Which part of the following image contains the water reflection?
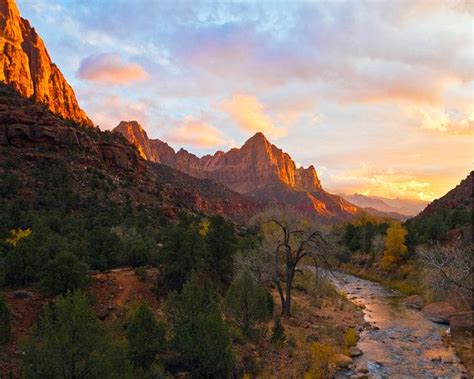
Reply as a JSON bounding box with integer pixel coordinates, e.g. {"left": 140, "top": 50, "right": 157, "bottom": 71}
{"left": 331, "top": 272, "right": 468, "bottom": 378}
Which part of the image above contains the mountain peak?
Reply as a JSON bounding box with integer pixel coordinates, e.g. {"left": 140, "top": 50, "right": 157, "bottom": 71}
{"left": 243, "top": 131, "right": 270, "bottom": 147}
{"left": 115, "top": 120, "right": 146, "bottom": 135}
{"left": 0, "top": 0, "right": 91, "bottom": 126}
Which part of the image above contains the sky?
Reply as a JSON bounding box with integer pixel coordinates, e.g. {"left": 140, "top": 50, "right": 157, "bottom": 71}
{"left": 17, "top": 0, "right": 474, "bottom": 201}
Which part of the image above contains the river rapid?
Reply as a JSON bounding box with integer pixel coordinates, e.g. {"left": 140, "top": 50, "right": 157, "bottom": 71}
{"left": 330, "top": 271, "right": 470, "bottom": 379}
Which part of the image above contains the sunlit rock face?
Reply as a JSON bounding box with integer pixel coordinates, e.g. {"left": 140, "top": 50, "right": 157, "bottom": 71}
{"left": 0, "top": 0, "right": 91, "bottom": 126}
{"left": 114, "top": 122, "right": 360, "bottom": 221}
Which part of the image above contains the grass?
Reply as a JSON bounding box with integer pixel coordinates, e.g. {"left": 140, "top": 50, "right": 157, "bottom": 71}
{"left": 340, "top": 263, "right": 424, "bottom": 296}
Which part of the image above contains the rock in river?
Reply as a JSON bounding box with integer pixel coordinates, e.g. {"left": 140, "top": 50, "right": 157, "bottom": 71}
{"left": 422, "top": 302, "right": 458, "bottom": 324}
{"left": 403, "top": 294, "right": 424, "bottom": 309}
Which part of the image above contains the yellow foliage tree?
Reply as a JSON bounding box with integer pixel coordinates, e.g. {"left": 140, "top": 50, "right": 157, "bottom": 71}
{"left": 304, "top": 342, "right": 337, "bottom": 379}
{"left": 380, "top": 223, "right": 408, "bottom": 271}
{"left": 5, "top": 228, "right": 32, "bottom": 247}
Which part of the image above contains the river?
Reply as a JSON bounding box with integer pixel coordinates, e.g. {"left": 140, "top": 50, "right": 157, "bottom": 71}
{"left": 330, "top": 271, "right": 469, "bottom": 378}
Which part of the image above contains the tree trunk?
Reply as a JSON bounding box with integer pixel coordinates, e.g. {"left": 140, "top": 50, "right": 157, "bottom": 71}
{"left": 275, "top": 281, "right": 286, "bottom": 316}
{"left": 283, "top": 267, "right": 294, "bottom": 316}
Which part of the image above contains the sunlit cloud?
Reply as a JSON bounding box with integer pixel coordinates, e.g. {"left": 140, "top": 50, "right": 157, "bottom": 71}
{"left": 77, "top": 53, "right": 149, "bottom": 85}
{"left": 164, "top": 117, "right": 231, "bottom": 148}
{"left": 418, "top": 107, "right": 474, "bottom": 135}
{"left": 331, "top": 165, "right": 436, "bottom": 201}
{"left": 16, "top": 0, "right": 474, "bottom": 201}
{"left": 222, "top": 94, "right": 287, "bottom": 139}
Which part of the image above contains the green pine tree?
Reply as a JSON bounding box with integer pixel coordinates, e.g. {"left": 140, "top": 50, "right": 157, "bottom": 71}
{"left": 127, "top": 303, "right": 165, "bottom": 370}
{"left": 22, "top": 291, "right": 133, "bottom": 378}
{"left": 165, "top": 276, "right": 233, "bottom": 376}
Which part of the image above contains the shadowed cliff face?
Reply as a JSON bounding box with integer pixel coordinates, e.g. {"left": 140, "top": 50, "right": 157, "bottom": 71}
{"left": 0, "top": 83, "right": 258, "bottom": 220}
{"left": 416, "top": 171, "right": 473, "bottom": 218}
{"left": 113, "top": 121, "right": 360, "bottom": 221}
{"left": 0, "top": 0, "right": 92, "bottom": 126}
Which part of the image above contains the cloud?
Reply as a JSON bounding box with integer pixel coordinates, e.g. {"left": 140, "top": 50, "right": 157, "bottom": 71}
{"left": 330, "top": 165, "right": 436, "bottom": 201}
{"left": 417, "top": 107, "right": 474, "bottom": 135}
{"left": 221, "top": 94, "right": 287, "bottom": 139}
{"left": 77, "top": 53, "right": 149, "bottom": 85}
{"left": 82, "top": 94, "right": 150, "bottom": 129}
{"left": 164, "top": 117, "right": 230, "bottom": 148}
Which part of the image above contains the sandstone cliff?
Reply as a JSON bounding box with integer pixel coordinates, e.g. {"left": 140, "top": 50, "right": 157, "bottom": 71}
{"left": 0, "top": 0, "right": 91, "bottom": 126}
{"left": 113, "top": 121, "right": 360, "bottom": 221}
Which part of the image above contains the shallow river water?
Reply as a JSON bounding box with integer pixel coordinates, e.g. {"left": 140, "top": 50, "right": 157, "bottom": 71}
{"left": 330, "top": 271, "right": 470, "bottom": 379}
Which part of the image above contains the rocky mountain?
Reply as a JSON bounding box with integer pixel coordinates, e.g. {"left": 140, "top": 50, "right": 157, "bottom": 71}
{"left": 417, "top": 171, "right": 473, "bottom": 218}
{"left": 0, "top": 0, "right": 91, "bottom": 126}
{"left": 0, "top": 83, "right": 257, "bottom": 220}
{"left": 113, "top": 121, "right": 359, "bottom": 221}
{"left": 405, "top": 171, "right": 473, "bottom": 246}
{"left": 343, "top": 193, "right": 428, "bottom": 217}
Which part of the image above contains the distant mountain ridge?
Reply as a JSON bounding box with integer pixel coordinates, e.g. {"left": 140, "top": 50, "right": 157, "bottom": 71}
{"left": 342, "top": 193, "right": 428, "bottom": 217}
{"left": 114, "top": 120, "right": 360, "bottom": 221}
{"left": 0, "top": 0, "right": 92, "bottom": 126}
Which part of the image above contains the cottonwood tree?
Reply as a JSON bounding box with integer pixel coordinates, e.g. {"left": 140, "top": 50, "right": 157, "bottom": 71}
{"left": 244, "top": 210, "right": 329, "bottom": 316}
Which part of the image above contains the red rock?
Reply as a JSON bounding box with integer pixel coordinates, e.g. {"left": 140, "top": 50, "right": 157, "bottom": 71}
{"left": 333, "top": 353, "right": 353, "bottom": 369}
{"left": 449, "top": 311, "right": 474, "bottom": 334}
{"left": 113, "top": 121, "right": 361, "bottom": 221}
{"left": 422, "top": 302, "right": 458, "bottom": 324}
{"left": 0, "top": 0, "right": 91, "bottom": 126}
{"left": 403, "top": 295, "right": 424, "bottom": 309}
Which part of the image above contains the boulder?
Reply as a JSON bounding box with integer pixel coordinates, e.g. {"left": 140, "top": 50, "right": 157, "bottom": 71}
{"left": 349, "top": 347, "right": 363, "bottom": 357}
{"left": 333, "top": 353, "right": 353, "bottom": 369}
{"left": 403, "top": 295, "right": 424, "bottom": 309}
{"left": 449, "top": 311, "right": 474, "bottom": 333}
{"left": 422, "top": 302, "right": 458, "bottom": 324}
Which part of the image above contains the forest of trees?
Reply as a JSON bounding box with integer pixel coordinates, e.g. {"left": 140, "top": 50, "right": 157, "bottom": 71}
{"left": 1, "top": 152, "right": 353, "bottom": 377}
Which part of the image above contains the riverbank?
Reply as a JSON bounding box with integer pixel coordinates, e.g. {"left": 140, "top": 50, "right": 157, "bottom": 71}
{"left": 331, "top": 271, "right": 470, "bottom": 378}
{"left": 338, "top": 265, "right": 474, "bottom": 377}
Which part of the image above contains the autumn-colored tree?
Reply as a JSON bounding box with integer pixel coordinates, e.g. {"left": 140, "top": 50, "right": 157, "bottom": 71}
{"left": 5, "top": 228, "right": 32, "bottom": 246}
{"left": 380, "top": 223, "right": 408, "bottom": 271}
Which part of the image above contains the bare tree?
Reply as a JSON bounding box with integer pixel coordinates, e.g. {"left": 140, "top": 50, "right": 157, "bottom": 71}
{"left": 243, "top": 209, "right": 329, "bottom": 316}
{"left": 417, "top": 244, "right": 473, "bottom": 306}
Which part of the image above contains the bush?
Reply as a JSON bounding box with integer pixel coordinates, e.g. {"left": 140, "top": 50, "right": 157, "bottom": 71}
{"left": 22, "top": 291, "right": 133, "bottom": 378}
{"left": 224, "top": 270, "right": 271, "bottom": 337}
{"left": 271, "top": 317, "right": 285, "bottom": 346}
{"left": 306, "top": 342, "right": 337, "bottom": 379}
{"left": 40, "top": 251, "right": 88, "bottom": 295}
{"left": 165, "top": 276, "right": 233, "bottom": 376}
{"left": 127, "top": 304, "right": 166, "bottom": 370}
{"left": 0, "top": 297, "right": 11, "bottom": 345}
{"left": 344, "top": 328, "right": 358, "bottom": 349}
